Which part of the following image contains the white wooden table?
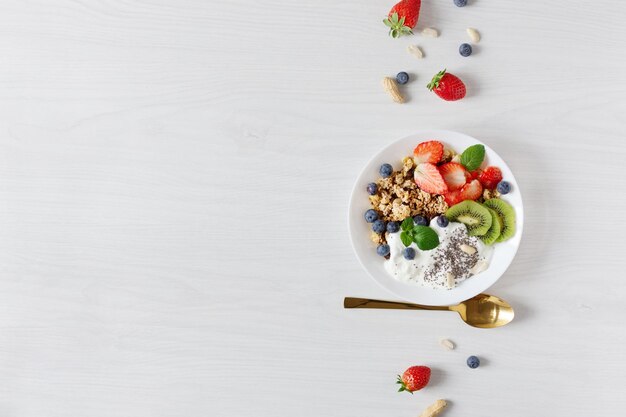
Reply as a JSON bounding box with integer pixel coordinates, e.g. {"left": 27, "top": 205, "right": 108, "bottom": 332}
{"left": 1, "top": 1, "right": 625, "bottom": 416}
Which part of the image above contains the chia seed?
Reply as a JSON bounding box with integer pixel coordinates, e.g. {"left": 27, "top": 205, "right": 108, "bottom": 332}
{"left": 422, "top": 227, "right": 481, "bottom": 289}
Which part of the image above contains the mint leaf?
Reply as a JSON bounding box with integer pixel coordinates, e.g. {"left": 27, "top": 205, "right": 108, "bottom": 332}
{"left": 460, "top": 144, "right": 485, "bottom": 172}
{"left": 401, "top": 217, "right": 414, "bottom": 231}
{"left": 400, "top": 231, "right": 413, "bottom": 247}
{"left": 411, "top": 226, "right": 439, "bottom": 250}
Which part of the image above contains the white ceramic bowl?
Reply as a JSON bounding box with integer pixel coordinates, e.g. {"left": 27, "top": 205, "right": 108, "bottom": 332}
{"left": 348, "top": 130, "right": 524, "bottom": 306}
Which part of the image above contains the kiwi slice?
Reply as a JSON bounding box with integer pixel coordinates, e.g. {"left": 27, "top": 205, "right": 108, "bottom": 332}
{"left": 480, "top": 208, "right": 502, "bottom": 245}
{"left": 483, "top": 198, "right": 516, "bottom": 242}
{"left": 445, "top": 201, "right": 492, "bottom": 237}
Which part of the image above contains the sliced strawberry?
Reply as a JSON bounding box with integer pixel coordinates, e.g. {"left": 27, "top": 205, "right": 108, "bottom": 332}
{"left": 414, "top": 162, "right": 448, "bottom": 194}
{"left": 438, "top": 162, "right": 469, "bottom": 191}
{"left": 459, "top": 179, "right": 483, "bottom": 201}
{"left": 413, "top": 141, "right": 444, "bottom": 165}
{"left": 444, "top": 189, "right": 462, "bottom": 206}
{"left": 478, "top": 166, "right": 503, "bottom": 190}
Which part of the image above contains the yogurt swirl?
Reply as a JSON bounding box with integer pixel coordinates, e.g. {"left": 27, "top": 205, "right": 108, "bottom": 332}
{"left": 384, "top": 217, "right": 493, "bottom": 289}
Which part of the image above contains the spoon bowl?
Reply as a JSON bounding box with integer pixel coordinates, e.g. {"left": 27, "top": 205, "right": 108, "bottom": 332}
{"left": 344, "top": 293, "right": 514, "bottom": 328}
{"left": 449, "top": 294, "right": 514, "bottom": 328}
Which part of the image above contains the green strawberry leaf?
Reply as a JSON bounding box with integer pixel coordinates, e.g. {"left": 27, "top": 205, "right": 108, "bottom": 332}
{"left": 460, "top": 144, "right": 485, "bottom": 172}
{"left": 427, "top": 69, "right": 446, "bottom": 91}
{"left": 410, "top": 226, "right": 439, "bottom": 250}
{"left": 401, "top": 217, "right": 414, "bottom": 231}
{"left": 400, "top": 231, "right": 413, "bottom": 247}
{"left": 385, "top": 12, "right": 413, "bottom": 38}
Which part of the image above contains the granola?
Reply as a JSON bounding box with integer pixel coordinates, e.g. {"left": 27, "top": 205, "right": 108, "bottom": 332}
{"left": 482, "top": 188, "right": 501, "bottom": 201}
{"left": 368, "top": 163, "right": 448, "bottom": 225}
{"left": 441, "top": 148, "right": 456, "bottom": 164}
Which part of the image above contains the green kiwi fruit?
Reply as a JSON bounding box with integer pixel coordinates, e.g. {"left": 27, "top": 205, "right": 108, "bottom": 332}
{"left": 483, "top": 198, "right": 516, "bottom": 242}
{"left": 445, "top": 200, "right": 492, "bottom": 236}
{"left": 480, "top": 208, "right": 502, "bottom": 245}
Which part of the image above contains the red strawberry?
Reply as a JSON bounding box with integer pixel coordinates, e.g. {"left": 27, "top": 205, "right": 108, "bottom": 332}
{"left": 438, "top": 162, "right": 469, "bottom": 191}
{"left": 459, "top": 179, "right": 483, "bottom": 201}
{"left": 478, "top": 166, "right": 503, "bottom": 190}
{"left": 444, "top": 189, "right": 462, "bottom": 206}
{"left": 397, "top": 366, "right": 431, "bottom": 393}
{"left": 427, "top": 69, "right": 466, "bottom": 101}
{"left": 414, "top": 163, "right": 448, "bottom": 194}
{"left": 468, "top": 168, "right": 482, "bottom": 181}
{"left": 383, "top": 0, "right": 421, "bottom": 38}
{"left": 413, "top": 141, "right": 444, "bottom": 165}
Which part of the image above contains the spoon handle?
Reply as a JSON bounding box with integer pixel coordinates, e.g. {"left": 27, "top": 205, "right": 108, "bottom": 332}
{"left": 344, "top": 297, "right": 451, "bottom": 311}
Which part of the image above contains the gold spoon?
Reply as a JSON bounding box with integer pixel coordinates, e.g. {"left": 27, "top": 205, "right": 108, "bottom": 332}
{"left": 344, "top": 293, "right": 514, "bottom": 328}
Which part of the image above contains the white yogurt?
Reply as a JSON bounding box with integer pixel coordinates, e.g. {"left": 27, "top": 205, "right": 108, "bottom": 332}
{"left": 384, "top": 217, "right": 493, "bottom": 289}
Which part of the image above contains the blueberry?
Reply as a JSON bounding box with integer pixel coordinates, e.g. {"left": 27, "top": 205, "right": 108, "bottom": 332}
{"left": 364, "top": 209, "right": 378, "bottom": 223}
{"left": 387, "top": 221, "right": 400, "bottom": 233}
{"left": 437, "top": 215, "right": 449, "bottom": 228}
{"left": 413, "top": 215, "right": 429, "bottom": 226}
{"left": 366, "top": 182, "right": 378, "bottom": 195}
{"left": 459, "top": 43, "right": 472, "bottom": 57}
{"left": 379, "top": 163, "right": 393, "bottom": 178}
{"left": 467, "top": 356, "right": 480, "bottom": 369}
{"left": 396, "top": 71, "right": 409, "bottom": 85}
{"left": 497, "top": 181, "right": 511, "bottom": 194}
{"left": 376, "top": 244, "right": 390, "bottom": 257}
{"left": 372, "top": 220, "right": 386, "bottom": 233}
{"left": 402, "top": 247, "right": 416, "bottom": 260}
{"left": 454, "top": 0, "right": 467, "bottom": 7}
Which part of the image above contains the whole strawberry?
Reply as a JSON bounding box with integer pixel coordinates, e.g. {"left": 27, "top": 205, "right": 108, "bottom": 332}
{"left": 478, "top": 166, "right": 503, "bottom": 190}
{"left": 397, "top": 365, "right": 431, "bottom": 393}
{"left": 427, "top": 69, "right": 466, "bottom": 101}
{"left": 383, "top": 0, "right": 421, "bottom": 38}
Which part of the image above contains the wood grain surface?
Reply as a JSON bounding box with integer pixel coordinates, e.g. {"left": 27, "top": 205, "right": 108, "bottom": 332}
{"left": 0, "top": 1, "right": 625, "bottom": 416}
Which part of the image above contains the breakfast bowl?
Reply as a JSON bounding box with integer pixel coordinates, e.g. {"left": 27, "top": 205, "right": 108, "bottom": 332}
{"left": 348, "top": 130, "right": 524, "bottom": 306}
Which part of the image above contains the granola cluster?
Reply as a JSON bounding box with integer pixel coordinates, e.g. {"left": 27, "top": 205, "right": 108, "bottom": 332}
{"left": 482, "top": 188, "right": 501, "bottom": 201}
{"left": 368, "top": 156, "right": 448, "bottom": 244}
{"left": 441, "top": 148, "right": 457, "bottom": 164}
